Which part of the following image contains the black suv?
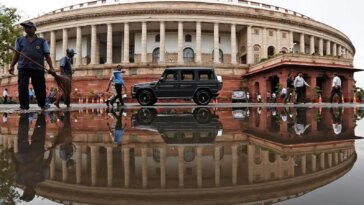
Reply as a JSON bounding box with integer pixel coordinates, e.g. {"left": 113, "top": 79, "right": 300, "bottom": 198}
{"left": 132, "top": 107, "right": 223, "bottom": 145}
{"left": 131, "top": 67, "right": 223, "bottom": 105}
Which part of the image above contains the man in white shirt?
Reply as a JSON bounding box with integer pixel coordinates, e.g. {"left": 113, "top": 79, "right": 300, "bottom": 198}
{"left": 330, "top": 73, "right": 342, "bottom": 103}
{"left": 3, "top": 88, "right": 8, "bottom": 104}
{"left": 293, "top": 72, "right": 310, "bottom": 103}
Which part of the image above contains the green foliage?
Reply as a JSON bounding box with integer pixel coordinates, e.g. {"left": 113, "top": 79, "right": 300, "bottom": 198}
{"left": 314, "top": 86, "right": 322, "bottom": 98}
{"left": 353, "top": 85, "right": 364, "bottom": 101}
{"left": 0, "top": 148, "right": 20, "bottom": 205}
{"left": 0, "top": 97, "right": 17, "bottom": 104}
{"left": 0, "top": 4, "right": 22, "bottom": 66}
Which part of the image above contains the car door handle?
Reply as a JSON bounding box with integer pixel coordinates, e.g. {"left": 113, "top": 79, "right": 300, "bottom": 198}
{"left": 180, "top": 85, "right": 192, "bottom": 87}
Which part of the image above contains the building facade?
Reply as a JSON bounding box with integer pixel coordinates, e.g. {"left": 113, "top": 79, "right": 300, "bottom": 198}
{"left": 0, "top": 0, "right": 358, "bottom": 102}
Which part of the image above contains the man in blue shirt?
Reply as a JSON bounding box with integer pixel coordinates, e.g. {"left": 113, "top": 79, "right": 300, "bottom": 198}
{"left": 9, "top": 21, "right": 55, "bottom": 110}
{"left": 107, "top": 108, "right": 126, "bottom": 146}
{"left": 54, "top": 48, "right": 75, "bottom": 108}
{"left": 106, "top": 65, "right": 126, "bottom": 107}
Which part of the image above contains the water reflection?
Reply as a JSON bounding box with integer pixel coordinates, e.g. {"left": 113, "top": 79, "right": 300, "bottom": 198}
{"left": 0, "top": 107, "right": 361, "bottom": 204}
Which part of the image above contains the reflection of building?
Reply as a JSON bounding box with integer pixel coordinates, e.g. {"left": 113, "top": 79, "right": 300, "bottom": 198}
{"left": 0, "top": 108, "right": 359, "bottom": 204}
{"left": 0, "top": 0, "right": 358, "bottom": 101}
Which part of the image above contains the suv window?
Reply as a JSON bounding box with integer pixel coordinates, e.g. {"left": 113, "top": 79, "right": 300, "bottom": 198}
{"left": 181, "top": 70, "right": 195, "bottom": 81}
{"left": 198, "top": 70, "right": 214, "bottom": 80}
{"left": 164, "top": 70, "right": 179, "bottom": 81}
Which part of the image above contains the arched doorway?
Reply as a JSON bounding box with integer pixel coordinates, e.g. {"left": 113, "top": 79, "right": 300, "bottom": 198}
{"left": 281, "top": 47, "right": 288, "bottom": 54}
{"left": 267, "top": 46, "right": 275, "bottom": 57}
{"left": 152, "top": 47, "right": 160, "bottom": 63}
{"left": 183, "top": 47, "right": 194, "bottom": 63}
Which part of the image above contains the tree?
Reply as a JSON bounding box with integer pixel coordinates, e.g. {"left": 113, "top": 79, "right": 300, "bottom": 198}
{"left": 0, "top": 4, "right": 22, "bottom": 66}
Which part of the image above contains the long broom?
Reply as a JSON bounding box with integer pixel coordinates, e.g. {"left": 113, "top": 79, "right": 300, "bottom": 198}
{"left": 6, "top": 45, "right": 71, "bottom": 101}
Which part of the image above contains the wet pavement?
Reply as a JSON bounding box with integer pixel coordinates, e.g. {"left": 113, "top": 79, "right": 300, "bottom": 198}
{"left": 1, "top": 104, "right": 364, "bottom": 204}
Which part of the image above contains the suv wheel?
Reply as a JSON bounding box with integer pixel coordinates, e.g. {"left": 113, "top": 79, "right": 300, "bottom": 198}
{"left": 193, "top": 107, "right": 212, "bottom": 124}
{"left": 137, "top": 90, "right": 156, "bottom": 106}
{"left": 137, "top": 108, "right": 156, "bottom": 125}
{"left": 194, "top": 90, "right": 211, "bottom": 105}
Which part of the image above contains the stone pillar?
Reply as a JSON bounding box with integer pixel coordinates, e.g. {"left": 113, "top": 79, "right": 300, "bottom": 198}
{"left": 247, "top": 26, "right": 253, "bottom": 64}
{"left": 300, "top": 33, "right": 305, "bottom": 53}
{"left": 196, "top": 22, "right": 202, "bottom": 63}
{"left": 107, "top": 147, "right": 113, "bottom": 187}
{"left": 141, "top": 22, "right": 147, "bottom": 63}
{"left": 62, "top": 160, "right": 68, "bottom": 182}
{"left": 334, "top": 152, "right": 339, "bottom": 165}
{"left": 319, "top": 38, "right": 324, "bottom": 56}
{"left": 320, "top": 153, "right": 325, "bottom": 170}
{"left": 310, "top": 35, "right": 315, "bottom": 54}
{"left": 276, "top": 29, "right": 281, "bottom": 54}
{"left": 196, "top": 147, "right": 203, "bottom": 188}
{"left": 311, "top": 154, "right": 317, "bottom": 172}
{"left": 91, "top": 25, "right": 97, "bottom": 65}
{"left": 262, "top": 27, "right": 267, "bottom": 59}
{"left": 50, "top": 31, "right": 56, "bottom": 63}
{"left": 39, "top": 32, "right": 44, "bottom": 38}
{"left": 177, "top": 21, "right": 184, "bottom": 64}
{"left": 338, "top": 45, "right": 342, "bottom": 56}
{"left": 307, "top": 74, "right": 317, "bottom": 101}
{"left": 123, "top": 22, "right": 130, "bottom": 63}
{"left": 289, "top": 31, "right": 294, "bottom": 52}
{"left": 232, "top": 145, "right": 238, "bottom": 185}
{"left": 213, "top": 22, "right": 220, "bottom": 63}
{"left": 123, "top": 147, "right": 130, "bottom": 187}
{"left": 214, "top": 146, "right": 221, "bottom": 186}
{"left": 326, "top": 40, "right": 331, "bottom": 56}
{"left": 160, "top": 147, "right": 166, "bottom": 188}
{"left": 328, "top": 153, "right": 333, "bottom": 167}
{"left": 339, "top": 151, "right": 344, "bottom": 162}
{"left": 62, "top": 29, "right": 68, "bottom": 56}
{"left": 106, "top": 23, "right": 113, "bottom": 64}
{"left": 76, "top": 27, "right": 82, "bottom": 67}
{"left": 50, "top": 150, "right": 56, "bottom": 180}
{"left": 231, "top": 24, "right": 237, "bottom": 64}
{"left": 333, "top": 43, "right": 337, "bottom": 56}
{"left": 178, "top": 147, "right": 184, "bottom": 187}
{"left": 141, "top": 147, "right": 148, "bottom": 188}
{"left": 75, "top": 144, "right": 82, "bottom": 184}
{"left": 90, "top": 146, "right": 98, "bottom": 186}
{"left": 301, "top": 154, "right": 306, "bottom": 174}
{"left": 159, "top": 21, "right": 165, "bottom": 63}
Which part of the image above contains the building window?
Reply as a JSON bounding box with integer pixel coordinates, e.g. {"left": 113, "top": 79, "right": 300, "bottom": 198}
{"left": 254, "top": 28, "right": 260, "bottom": 35}
{"left": 269, "top": 30, "right": 273, "bottom": 37}
{"left": 282, "top": 32, "right": 287, "bottom": 38}
{"left": 152, "top": 47, "right": 160, "bottom": 63}
{"left": 155, "top": 34, "right": 160, "bottom": 42}
{"left": 183, "top": 47, "right": 194, "bottom": 63}
{"left": 185, "top": 34, "right": 192, "bottom": 42}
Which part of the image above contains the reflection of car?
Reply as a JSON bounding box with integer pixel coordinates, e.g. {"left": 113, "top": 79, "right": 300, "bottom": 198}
{"left": 232, "top": 90, "right": 248, "bottom": 103}
{"left": 131, "top": 67, "right": 223, "bottom": 106}
{"left": 132, "top": 107, "right": 223, "bottom": 145}
{"left": 232, "top": 107, "right": 250, "bottom": 119}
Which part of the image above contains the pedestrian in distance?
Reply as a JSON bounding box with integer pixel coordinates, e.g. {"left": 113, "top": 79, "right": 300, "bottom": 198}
{"left": 293, "top": 72, "right": 310, "bottom": 103}
{"left": 106, "top": 65, "right": 127, "bottom": 107}
{"left": 330, "top": 73, "right": 342, "bottom": 103}
{"left": 284, "top": 73, "right": 295, "bottom": 104}
{"left": 8, "top": 21, "right": 55, "bottom": 111}
{"left": 54, "top": 48, "right": 76, "bottom": 108}
{"left": 3, "top": 88, "right": 8, "bottom": 104}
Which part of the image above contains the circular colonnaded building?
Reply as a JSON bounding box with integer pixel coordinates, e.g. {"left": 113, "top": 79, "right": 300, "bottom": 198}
{"left": 0, "top": 0, "right": 359, "bottom": 102}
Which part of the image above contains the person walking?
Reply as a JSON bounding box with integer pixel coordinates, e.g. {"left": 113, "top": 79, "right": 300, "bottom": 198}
{"left": 8, "top": 21, "right": 54, "bottom": 110}
{"left": 106, "top": 65, "right": 126, "bottom": 107}
{"left": 330, "top": 73, "right": 342, "bottom": 103}
{"left": 293, "top": 72, "right": 310, "bottom": 103}
{"left": 284, "top": 73, "right": 294, "bottom": 104}
{"left": 54, "top": 48, "right": 75, "bottom": 108}
{"left": 3, "top": 88, "right": 8, "bottom": 104}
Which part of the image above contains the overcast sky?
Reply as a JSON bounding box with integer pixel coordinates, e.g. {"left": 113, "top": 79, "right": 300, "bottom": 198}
{"left": 1, "top": 0, "right": 363, "bottom": 87}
